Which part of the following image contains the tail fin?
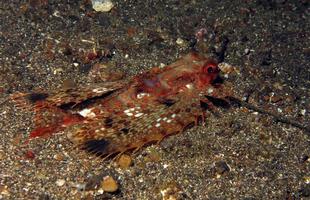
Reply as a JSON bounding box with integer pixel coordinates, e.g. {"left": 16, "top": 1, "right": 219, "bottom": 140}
{"left": 10, "top": 92, "right": 49, "bottom": 111}
{"left": 11, "top": 93, "right": 84, "bottom": 139}
{"left": 29, "top": 104, "right": 84, "bottom": 139}
{"left": 10, "top": 81, "right": 125, "bottom": 139}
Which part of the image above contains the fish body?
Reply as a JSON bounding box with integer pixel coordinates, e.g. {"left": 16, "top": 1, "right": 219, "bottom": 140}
{"left": 12, "top": 52, "right": 229, "bottom": 158}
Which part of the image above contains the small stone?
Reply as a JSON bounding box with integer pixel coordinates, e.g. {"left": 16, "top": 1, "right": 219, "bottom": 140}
{"left": 273, "top": 82, "right": 283, "bottom": 90}
{"left": 304, "top": 176, "right": 310, "bottom": 184}
{"left": 61, "top": 79, "right": 76, "bottom": 90}
{"left": 117, "top": 154, "right": 132, "bottom": 169}
{"left": 214, "top": 161, "right": 230, "bottom": 177}
{"left": 218, "top": 62, "right": 235, "bottom": 74}
{"left": 101, "top": 176, "right": 118, "bottom": 192}
{"left": 244, "top": 48, "right": 250, "bottom": 55}
{"left": 54, "top": 153, "right": 64, "bottom": 161}
{"left": 159, "top": 63, "right": 166, "bottom": 68}
{"left": 53, "top": 68, "right": 64, "bottom": 75}
{"left": 97, "top": 188, "right": 104, "bottom": 194}
{"left": 300, "top": 109, "right": 306, "bottom": 116}
{"left": 74, "top": 183, "right": 86, "bottom": 191}
{"left": 56, "top": 179, "right": 66, "bottom": 187}
{"left": 0, "top": 151, "right": 5, "bottom": 160}
{"left": 0, "top": 185, "right": 10, "bottom": 196}
{"left": 92, "top": 0, "right": 114, "bottom": 12}
{"left": 176, "top": 38, "right": 185, "bottom": 46}
{"left": 160, "top": 182, "right": 182, "bottom": 200}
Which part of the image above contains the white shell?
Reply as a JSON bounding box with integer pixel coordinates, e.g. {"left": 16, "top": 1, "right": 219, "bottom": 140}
{"left": 218, "top": 62, "right": 234, "bottom": 74}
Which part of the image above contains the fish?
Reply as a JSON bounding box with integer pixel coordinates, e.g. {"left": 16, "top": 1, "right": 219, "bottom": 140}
{"left": 11, "top": 52, "right": 232, "bottom": 159}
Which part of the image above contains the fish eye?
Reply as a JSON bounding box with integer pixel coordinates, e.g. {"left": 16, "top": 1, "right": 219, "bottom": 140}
{"left": 203, "top": 63, "right": 218, "bottom": 74}
{"left": 207, "top": 67, "right": 214, "bottom": 73}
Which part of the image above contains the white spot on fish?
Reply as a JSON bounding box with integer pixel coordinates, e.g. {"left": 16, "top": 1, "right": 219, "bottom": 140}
{"left": 92, "top": 88, "right": 107, "bottom": 93}
{"left": 186, "top": 83, "right": 193, "bottom": 89}
{"left": 126, "top": 113, "right": 133, "bottom": 116}
{"left": 155, "top": 123, "right": 161, "bottom": 127}
{"left": 134, "top": 113, "right": 143, "bottom": 117}
{"left": 208, "top": 87, "right": 214, "bottom": 94}
{"left": 137, "top": 93, "right": 150, "bottom": 99}
{"left": 78, "top": 108, "right": 96, "bottom": 118}
{"left": 124, "top": 108, "right": 134, "bottom": 113}
{"left": 171, "top": 114, "right": 176, "bottom": 118}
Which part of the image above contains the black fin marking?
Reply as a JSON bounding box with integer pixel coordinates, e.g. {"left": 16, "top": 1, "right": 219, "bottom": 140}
{"left": 120, "top": 128, "right": 130, "bottom": 134}
{"left": 59, "top": 90, "right": 116, "bottom": 111}
{"left": 104, "top": 117, "right": 113, "bottom": 128}
{"left": 200, "top": 100, "right": 209, "bottom": 110}
{"left": 205, "top": 96, "right": 230, "bottom": 109}
{"left": 159, "top": 98, "right": 176, "bottom": 107}
{"left": 27, "top": 93, "right": 48, "bottom": 103}
{"left": 183, "top": 121, "right": 195, "bottom": 132}
{"left": 82, "top": 139, "right": 110, "bottom": 155}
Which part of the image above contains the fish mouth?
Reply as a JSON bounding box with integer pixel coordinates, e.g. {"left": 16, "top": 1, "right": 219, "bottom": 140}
{"left": 211, "top": 75, "right": 224, "bottom": 85}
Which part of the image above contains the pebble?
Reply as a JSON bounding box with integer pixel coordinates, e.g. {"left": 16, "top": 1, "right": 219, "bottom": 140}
{"left": 0, "top": 151, "right": 5, "bottom": 160}
{"left": 300, "top": 109, "right": 306, "bottom": 116}
{"left": 176, "top": 38, "right": 186, "bottom": 46}
{"left": 117, "top": 154, "right": 132, "bottom": 169}
{"left": 212, "top": 161, "right": 231, "bottom": 178}
{"left": 53, "top": 68, "right": 64, "bottom": 75}
{"left": 304, "top": 176, "right": 310, "bottom": 184}
{"left": 101, "top": 176, "right": 118, "bottom": 192}
{"left": 218, "top": 62, "right": 235, "bottom": 74}
{"left": 159, "top": 63, "right": 166, "bottom": 68}
{"left": 0, "top": 185, "right": 10, "bottom": 196}
{"left": 244, "top": 48, "right": 250, "bottom": 55}
{"left": 56, "top": 179, "right": 66, "bottom": 187}
{"left": 53, "top": 153, "right": 64, "bottom": 161}
{"left": 92, "top": 0, "right": 114, "bottom": 12}
{"left": 160, "top": 182, "right": 182, "bottom": 200}
{"left": 273, "top": 82, "right": 284, "bottom": 90}
{"left": 74, "top": 183, "right": 86, "bottom": 191}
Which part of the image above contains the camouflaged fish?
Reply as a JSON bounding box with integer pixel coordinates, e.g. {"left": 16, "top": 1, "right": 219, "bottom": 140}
{"left": 12, "top": 52, "right": 232, "bottom": 159}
